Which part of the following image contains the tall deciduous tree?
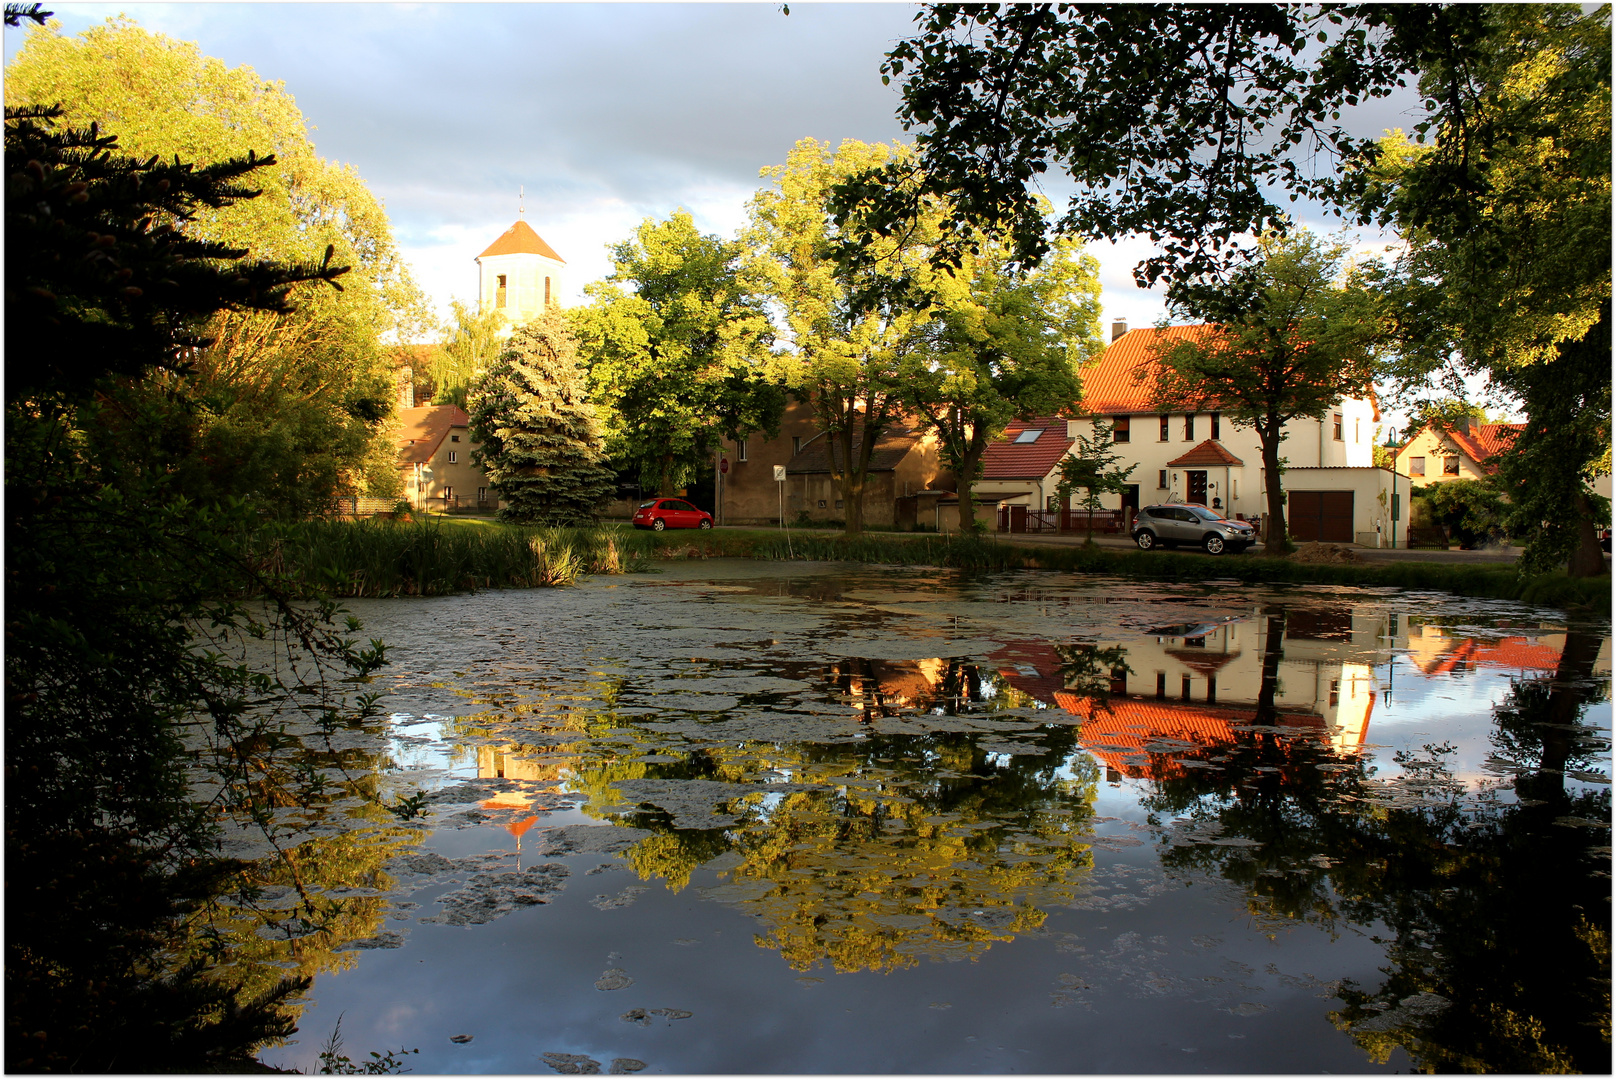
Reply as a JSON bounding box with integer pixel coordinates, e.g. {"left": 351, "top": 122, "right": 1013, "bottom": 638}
{"left": 572, "top": 211, "right": 783, "bottom": 496}
{"left": 902, "top": 230, "right": 1101, "bottom": 532}
{"left": 430, "top": 298, "right": 508, "bottom": 408}
{"left": 1362, "top": 6, "right": 1611, "bottom": 576}
{"left": 467, "top": 309, "right": 616, "bottom": 526}
{"left": 6, "top": 16, "right": 431, "bottom": 505}
{"left": 1151, "top": 232, "right": 1384, "bottom": 554}
{"left": 748, "top": 138, "right": 941, "bottom": 535}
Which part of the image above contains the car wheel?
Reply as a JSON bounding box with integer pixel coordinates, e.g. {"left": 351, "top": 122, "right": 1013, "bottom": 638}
{"left": 652, "top": 518, "right": 666, "bottom": 532}
{"left": 1203, "top": 534, "right": 1225, "bottom": 555}
{"left": 698, "top": 519, "right": 712, "bottom": 530}
{"left": 1135, "top": 530, "right": 1156, "bottom": 551}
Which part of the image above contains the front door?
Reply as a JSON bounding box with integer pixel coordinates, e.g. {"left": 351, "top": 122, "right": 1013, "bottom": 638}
{"left": 1121, "top": 484, "right": 1140, "bottom": 528}
{"left": 1186, "top": 471, "right": 1208, "bottom": 505}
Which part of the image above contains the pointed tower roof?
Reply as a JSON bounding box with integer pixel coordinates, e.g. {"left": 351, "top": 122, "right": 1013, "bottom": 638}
{"left": 477, "top": 219, "right": 565, "bottom": 263}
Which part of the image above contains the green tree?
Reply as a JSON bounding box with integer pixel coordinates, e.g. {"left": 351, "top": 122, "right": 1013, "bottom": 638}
{"left": 429, "top": 298, "right": 508, "bottom": 409}
{"left": 902, "top": 230, "right": 1100, "bottom": 532}
{"left": 6, "top": 16, "right": 432, "bottom": 507}
{"left": 5, "top": 103, "right": 389, "bottom": 1072}
{"left": 1151, "top": 231, "right": 1384, "bottom": 554}
{"left": 839, "top": 3, "right": 1608, "bottom": 574}
{"left": 748, "top": 138, "right": 941, "bottom": 535}
{"left": 467, "top": 309, "right": 616, "bottom": 525}
{"left": 1054, "top": 422, "right": 1137, "bottom": 546}
{"left": 573, "top": 211, "right": 783, "bottom": 496}
{"left": 1361, "top": 6, "right": 1611, "bottom": 576}
{"left": 1421, "top": 478, "right": 1509, "bottom": 549}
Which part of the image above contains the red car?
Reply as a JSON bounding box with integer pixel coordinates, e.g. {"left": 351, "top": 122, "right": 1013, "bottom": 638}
{"left": 632, "top": 498, "right": 713, "bottom": 531}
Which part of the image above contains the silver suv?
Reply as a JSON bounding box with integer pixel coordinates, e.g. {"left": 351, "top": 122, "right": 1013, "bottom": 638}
{"left": 1132, "top": 504, "right": 1256, "bottom": 555}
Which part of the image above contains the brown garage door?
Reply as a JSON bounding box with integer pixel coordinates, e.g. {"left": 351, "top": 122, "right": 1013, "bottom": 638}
{"left": 1290, "top": 490, "right": 1354, "bottom": 543}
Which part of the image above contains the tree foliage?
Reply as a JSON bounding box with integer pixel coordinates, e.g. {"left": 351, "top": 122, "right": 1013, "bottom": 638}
{"left": 902, "top": 229, "right": 1100, "bottom": 532}
{"left": 1361, "top": 6, "right": 1611, "bottom": 575}
{"left": 6, "top": 104, "right": 390, "bottom": 1072}
{"left": 748, "top": 138, "right": 948, "bottom": 535}
{"left": 1151, "top": 231, "right": 1384, "bottom": 553}
{"left": 467, "top": 309, "right": 617, "bottom": 526}
{"left": 573, "top": 211, "right": 783, "bottom": 495}
{"left": 428, "top": 298, "right": 508, "bottom": 408}
{"left": 6, "top": 16, "right": 431, "bottom": 504}
{"left": 1054, "top": 422, "right": 1137, "bottom": 545}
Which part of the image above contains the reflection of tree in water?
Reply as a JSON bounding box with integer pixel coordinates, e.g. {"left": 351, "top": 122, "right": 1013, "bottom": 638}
{"left": 1140, "top": 612, "right": 1611, "bottom": 1072}
{"left": 543, "top": 658, "right": 1106, "bottom": 974}
{"left": 179, "top": 714, "right": 425, "bottom": 1044}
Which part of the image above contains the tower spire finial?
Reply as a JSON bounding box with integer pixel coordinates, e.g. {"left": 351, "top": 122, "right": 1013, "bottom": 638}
{"left": 519, "top": 185, "right": 524, "bottom": 219}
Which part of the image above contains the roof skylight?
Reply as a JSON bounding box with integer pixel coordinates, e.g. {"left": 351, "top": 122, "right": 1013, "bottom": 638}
{"left": 1013, "top": 429, "right": 1043, "bottom": 444}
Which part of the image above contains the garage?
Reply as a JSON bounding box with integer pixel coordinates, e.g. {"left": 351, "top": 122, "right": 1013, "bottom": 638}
{"left": 1290, "top": 490, "right": 1354, "bottom": 543}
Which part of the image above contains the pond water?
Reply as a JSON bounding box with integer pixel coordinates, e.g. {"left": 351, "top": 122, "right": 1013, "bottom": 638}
{"left": 222, "top": 561, "right": 1609, "bottom": 1074}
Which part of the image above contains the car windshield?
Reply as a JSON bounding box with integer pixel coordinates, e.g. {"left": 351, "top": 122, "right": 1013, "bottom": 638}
{"left": 638, "top": 501, "right": 658, "bottom": 509}
{"left": 1190, "top": 507, "right": 1223, "bottom": 521}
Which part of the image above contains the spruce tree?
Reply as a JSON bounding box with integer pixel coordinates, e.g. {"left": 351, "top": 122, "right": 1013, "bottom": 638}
{"left": 468, "top": 309, "right": 616, "bottom": 525}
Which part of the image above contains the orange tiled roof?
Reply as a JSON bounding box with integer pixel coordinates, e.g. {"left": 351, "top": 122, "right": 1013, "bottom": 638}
{"left": 478, "top": 219, "right": 566, "bottom": 262}
{"left": 1167, "top": 439, "right": 1245, "bottom": 467}
{"left": 1410, "top": 636, "right": 1562, "bottom": 677}
{"left": 398, "top": 404, "right": 469, "bottom": 466}
{"left": 1054, "top": 693, "right": 1327, "bottom": 780}
{"left": 1399, "top": 421, "right": 1523, "bottom": 473}
{"left": 1076, "top": 325, "right": 1222, "bottom": 415}
{"left": 981, "top": 415, "right": 1075, "bottom": 481}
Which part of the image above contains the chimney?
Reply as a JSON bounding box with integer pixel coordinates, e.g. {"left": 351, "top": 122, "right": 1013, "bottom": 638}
{"left": 1111, "top": 318, "right": 1128, "bottom": 342}
{"left": 397, "top": 365, "right": 415, "bottom": 411}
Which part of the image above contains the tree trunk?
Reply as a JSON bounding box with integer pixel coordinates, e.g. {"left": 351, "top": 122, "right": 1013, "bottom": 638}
{"left": 956, "top": 435, "right": 986, "bottom": 535}
{"left": 1568, "top": 491, "right": 1607, "bottom": 578}
{"left": 1260, "top": 424, "right": 1290, "bottom": 555}
{"left": 658, "top": 451, "right": 675, "bottom": 497}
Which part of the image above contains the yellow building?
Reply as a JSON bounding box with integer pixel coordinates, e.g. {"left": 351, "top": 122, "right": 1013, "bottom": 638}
{"left": 1392, "top": 418, "right": 1522, "bottom": 484}
{"left": 397, "top": 404, "right": 497, "bottom": 512}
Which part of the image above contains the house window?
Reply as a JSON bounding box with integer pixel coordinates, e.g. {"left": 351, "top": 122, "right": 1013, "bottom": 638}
{"left": 1207, "top": 675, "right": 1217, "bottom": 703}
{"left": 1158, "top": 469, "right": 1168, "bottom": 490}
{"left": 835, "top": 500, "right": 844, "bottom": 510}
{"left": 1184, "top": 414, "right": 1195, "bottom": 441}
{"left": 496, "top": 274, "right": 507, "bottom": 308}
{"left": 1329, "top": 679, "right": 1340, "bottom": 708}
{"left": 1159, "top": 415, "right": 1170, "bottom": 441}
{"left": 1210, "top": 412, "right": 1220, "bottom": 440}
{"left": 477, "top": 487, "right": 487, "bottom": 502}
{"left": 818, "top": 500, "right": 827, "bottom": 508}
{"left": 1333, "top": 413, "right": 1343, "bottom": 441}
{"left": 451, "top": 434, "right": 460, "bottom": 442}
{"left": 448, "top": 451, "right": 457, "bottom": 464}
{"left": 1155, "top": 672, "right": 1166, "bottom": 699}
{"left": 1232, "top": 478, "right": 1239, "bottom": 500}
{"left": 1443, "top": 456, "right": 1460, "bottom": 475}
{"left": 1112, "top": 416, "right": 1130, "bottom": 442}
{"left": 1181, "top": 675, "right": 1192, "bottom": 701}
{"left": 1354, "top": 418, "right": 1360, "bottom": 442}
{"left": 1410, "top": 456, "right": 1426, "bottom": 476}
{"left": 737, "top": 439, "right": 748, "bottom": 463}
{"left": 544, "top": 276, "right": 551, "bottom": 307}
{"left": 1014, "top": 428, "right": 1043, "bottom": 444}
{"left": 791, "top": 436, "right": 802, "bottom": 455}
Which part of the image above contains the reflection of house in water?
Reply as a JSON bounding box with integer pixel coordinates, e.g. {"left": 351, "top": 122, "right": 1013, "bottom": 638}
{"left": 988, "top": 607, "right": 1387, "bottom": 780}
{"left": 476, "top": 743, "right": 571, "bottom": 783}
{"left": 1393, "top": 617, "right": 1604, "bottom": 679}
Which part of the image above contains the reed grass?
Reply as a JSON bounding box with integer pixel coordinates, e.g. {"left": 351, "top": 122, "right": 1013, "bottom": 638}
{"left": 251, "top": 519, "right": 654, "bottom": 597}
{"left": 247, "top": 519, "right": 1609, "bottom": 614}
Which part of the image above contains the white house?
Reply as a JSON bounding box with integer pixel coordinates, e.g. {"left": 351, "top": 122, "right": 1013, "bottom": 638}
{"left": 1061, "top": 322, "right": 1392, "bottom": 544}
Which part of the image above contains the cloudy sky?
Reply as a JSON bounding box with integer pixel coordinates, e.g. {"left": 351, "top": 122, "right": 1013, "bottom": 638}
{"left": 8, "top": 2, "right": 1432, "bottom": 420}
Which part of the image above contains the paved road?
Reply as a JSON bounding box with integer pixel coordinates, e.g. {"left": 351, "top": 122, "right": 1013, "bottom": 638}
{"left": 712, "top": 524, "right": 1610, "bottom": 571}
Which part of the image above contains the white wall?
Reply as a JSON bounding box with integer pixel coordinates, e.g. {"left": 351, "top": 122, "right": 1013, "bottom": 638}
{"left": 1065, "top": 398, "right": 1377, "bottom": 520}
{"left": 477, "top": 250, "right": 565, "bottom": 326}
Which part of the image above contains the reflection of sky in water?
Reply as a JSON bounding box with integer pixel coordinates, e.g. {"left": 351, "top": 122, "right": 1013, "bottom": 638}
{"left": 246, "top": 563, "right": 1608, "bottom": 1075}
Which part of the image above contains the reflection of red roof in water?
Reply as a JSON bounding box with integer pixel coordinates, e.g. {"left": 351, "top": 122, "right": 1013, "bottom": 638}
{"left": 987, "top": 640, "right": 1070, "bottom": 704}
{"left": 1411, "top": 636, "right": 1563, "bottom": 677}
{"left": 1055, "top": 693, "right": 1326, "bottom": 780}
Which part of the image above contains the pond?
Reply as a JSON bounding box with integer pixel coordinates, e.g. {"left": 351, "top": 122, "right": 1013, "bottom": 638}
{"left": 216, "top": 561, "right": 1609, "bottom": 1074}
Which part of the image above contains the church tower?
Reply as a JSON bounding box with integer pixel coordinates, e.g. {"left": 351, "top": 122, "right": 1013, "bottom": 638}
{"left": 475, "top": 209, "right": 566, "bottom": 325}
